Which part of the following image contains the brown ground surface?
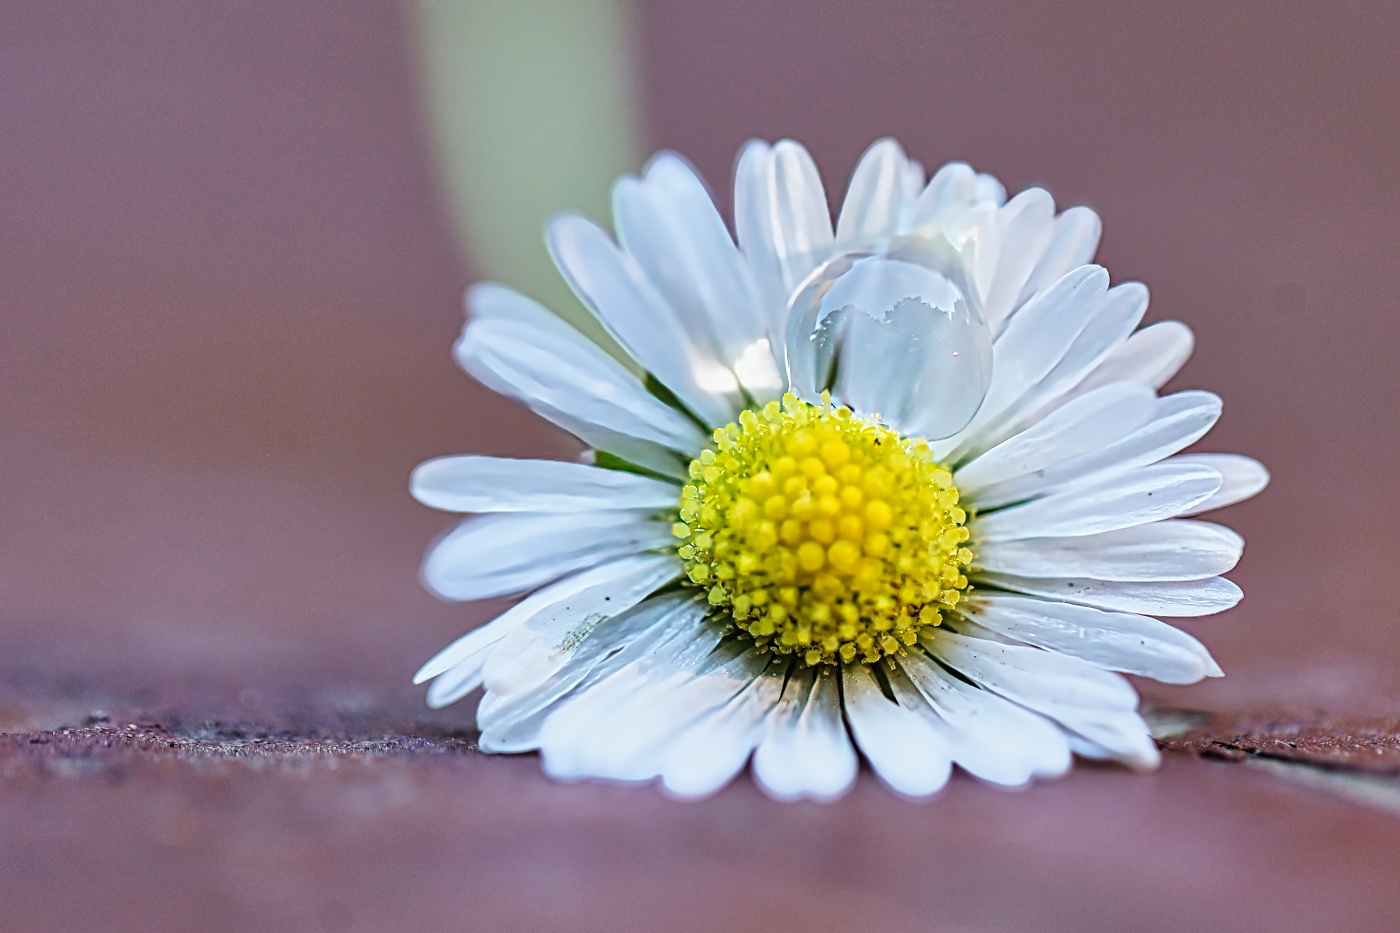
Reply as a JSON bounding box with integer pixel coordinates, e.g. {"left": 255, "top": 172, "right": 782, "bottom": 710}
{"left": 1162, "top": 710, "right": 1400, "bottom": 772}
{"left": 2, "top": 3, "right": 1400, "bottom": 931}
{"left": 5, "top": 691, "right": 1400, "bottom": 933}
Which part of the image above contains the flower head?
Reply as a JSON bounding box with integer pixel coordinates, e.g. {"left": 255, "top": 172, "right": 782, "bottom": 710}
{"left": 411, "top": 137, "right": 1268, "bottom": 800}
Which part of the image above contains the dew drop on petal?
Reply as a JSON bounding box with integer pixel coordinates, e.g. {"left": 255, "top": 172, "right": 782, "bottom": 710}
{"left": 783, "top": 235, "right": 993, "bottom": 439}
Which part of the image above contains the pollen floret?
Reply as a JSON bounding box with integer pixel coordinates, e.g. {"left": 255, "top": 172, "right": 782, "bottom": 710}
{"left": 675, "top": 392, "right": 972, "bottom": 667}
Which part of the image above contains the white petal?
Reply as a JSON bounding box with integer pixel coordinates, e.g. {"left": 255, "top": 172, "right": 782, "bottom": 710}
{"left": 734, "top": 139, "right": 836, "bottom": 323}
{"left": 982, "top": 189, "right": 1056, "bottom": 331}
{"left": 961, "top": 593, "right": 1221, "bottom": 684}
{"left": 610, "top": 180, "right": 720, "bottom": 358}
{"left": 928, "top": 629, "right": 1159, "bottom": 769}
{"left": 456, "top": 313, "right": 704, "bottom": 460}
{"left": 547, "top": 213, "right": 738, "bottom": 426}
{"left": 421, "top": 511, "right": 673, "bottom": 601}
{"left": 411, "top": 456, "right": 679, "bottom": 513}
{"left": 976, "top": 571, "right": 1243, "bottom": 617}
{"left": 973, "top": 390, "right": 1223, "bottom": 509}
{"left": 752, "top": 668, "right": 858, "bottom": 802}
{"left": 956, "top": 382, "right": 1157, "bottom": 497}
{"left": 424, "top": 657, "right": 486, "bottom": 709}
{"left": 415, "top": 619, "right": 513, "bottom": 688}
{"left": 481, "top": 553, "right": 681, "bottom": 695}
{"left": 843, "top": 665, "right": 952, "bottom": 797}
{"left": 836, "top": 138, "right": 908, "bottom": 246}
{"left": 657, "top": 658, "right": 784, "bottom": 799}
{"left": 467, "top": 281, "right": 570, "bottom": 328}
{"left": 974, "top": 519, "right": 1244, "bottom": 582}
{"left": 1062, "top": 731, "right": 1138, "bottom": 762}
{"left": 1061, "top": 390, "right": 1222, "bottom": 477}
{"left": 903, "top": 158, "right": 925, "bottom": 193}
{"left": 615, "top": 154, "right": 783, "bottom": 400}
{"left": 947, "top": 278, "right": 1147, "bottom": 464}
{"left": 974, "top": 462, "right": 1222, "bottom": 542}
{"left": 416, "top": 560, "right": 672, "bottom": 687}
{"left": 1080, "top": 714, "right": 1162, "bottom": 768}
{"left": 1170, "top": 454, "right": 1270, "bottom": 515}
{"left": 733, "top": 141, "right": 788, "bottom": 336}
{"left": 991, "top": 281, "right": 1151, "bottom": 440}
{"left": 477, "top": 593, "right": 704, "bottom": 752}
{"left": 930, "top": 629, "right": 1138, "bottom": 709}
{"left": 1016, "top": 206, "right": 1103, "bottom": 307}
{"left": 912, "top": 162, "right": 978, "bottom": 227}
{"left": 974, "top": 173, "right": 1007, "bottom": 206}
{"left": 549, "top": 410, "right": 691, "bottom": 481}
{"left": 529, "top": 600, "right": 723, "bottom": 768}
{"left": 895, "top": 651, "right": 1072, "bottom": 786}
{"left": 596, "top": 646, "right": 767, "bottom": 787}
{"left": 541, "top": 642, "right": 757, "bottom": 783}
{"left": 936, "top": 266, "right": 1108, "bottom": 460}
{"left": 768, "top": 139, "right": 836, "bottom": 298}
{"left": 1050, "top": 282, "right": 1150, "bottom": 391}
{"left": 897, "top": 157, "right": 925, "bottom": 232}
{"left": 1075, "top": 320, "right": 1195, "bottom": 395}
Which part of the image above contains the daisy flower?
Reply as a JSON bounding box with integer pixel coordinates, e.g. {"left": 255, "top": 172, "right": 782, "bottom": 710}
{"left": 411, "top": 137, "right": 1268, "bottom": 800}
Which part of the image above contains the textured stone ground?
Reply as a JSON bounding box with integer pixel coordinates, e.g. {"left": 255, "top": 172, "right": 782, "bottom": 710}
{"left": 1161, "top": 711, "right": 1400, "bottom": 772}
{"left": 4, "top": 682, "right": 1400, "bottom": 933}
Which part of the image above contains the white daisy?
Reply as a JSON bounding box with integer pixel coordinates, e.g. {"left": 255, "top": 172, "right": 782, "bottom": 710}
{"left": 411, "top": 137, "right": 1269, "bottom": 801}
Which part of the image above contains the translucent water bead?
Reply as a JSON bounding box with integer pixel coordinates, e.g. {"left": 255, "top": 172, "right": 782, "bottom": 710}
{"left": 783, "top": 234, "right": 993, "bottom": 440}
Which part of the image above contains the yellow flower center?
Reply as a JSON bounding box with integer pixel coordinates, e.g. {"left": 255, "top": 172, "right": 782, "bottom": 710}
{"left": 674, "top": 393, "right": 972, "bottom": 667}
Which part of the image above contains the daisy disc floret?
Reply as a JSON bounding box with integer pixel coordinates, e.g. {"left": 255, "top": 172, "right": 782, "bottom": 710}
{"left": 677, "top": 393, "right": 971, "bottom": 666}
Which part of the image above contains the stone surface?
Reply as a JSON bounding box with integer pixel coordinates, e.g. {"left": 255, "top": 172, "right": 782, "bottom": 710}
{"left": 1163, "top": 711, "right": 1400, "bottom": 772}
{"left": 3, "top": 691, "right": 1400, "bottom": 933}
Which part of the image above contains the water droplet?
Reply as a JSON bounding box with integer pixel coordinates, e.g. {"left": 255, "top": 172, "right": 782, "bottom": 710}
{"left": 784, "top": 234, "right": 993, "bottom": 439}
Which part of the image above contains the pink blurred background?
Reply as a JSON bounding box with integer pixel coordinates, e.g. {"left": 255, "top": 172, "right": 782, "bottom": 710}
{"left": 4, "top": 1, "right": 1397, "bottom": 712}
{"left": 2, "top": 3, "right": 1399, "bottom": 931}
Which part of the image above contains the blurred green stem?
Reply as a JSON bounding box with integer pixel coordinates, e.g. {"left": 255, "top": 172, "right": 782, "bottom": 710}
{"left": 410, "top": 0, "right": 642, "bottom": 353}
